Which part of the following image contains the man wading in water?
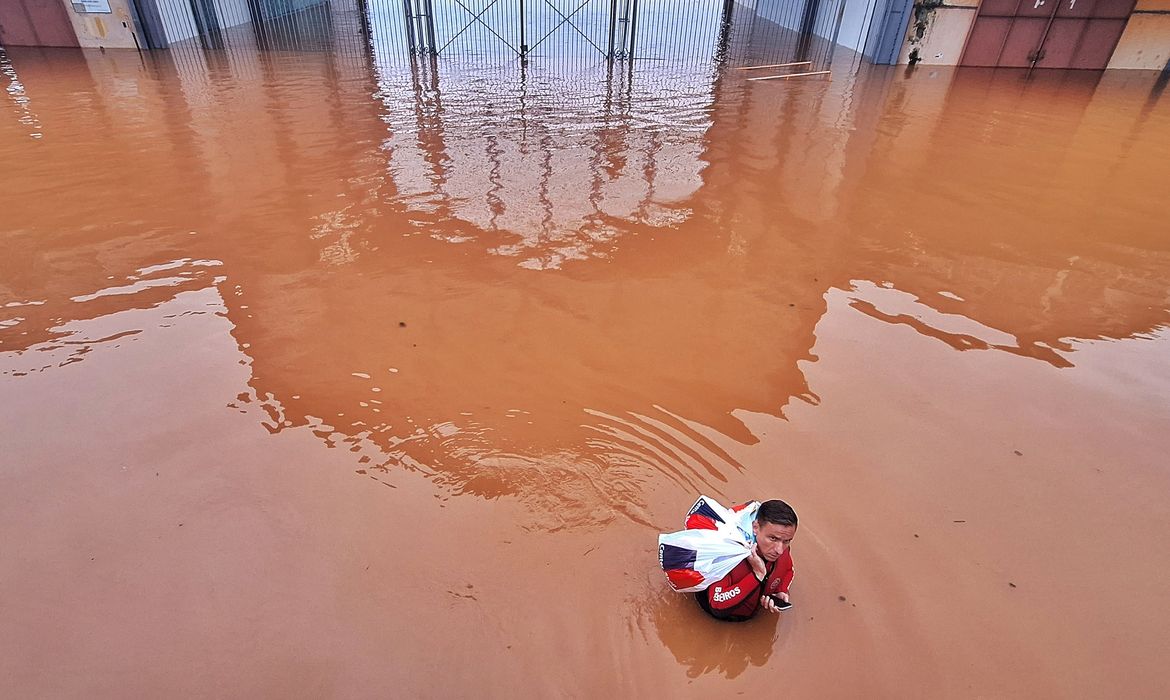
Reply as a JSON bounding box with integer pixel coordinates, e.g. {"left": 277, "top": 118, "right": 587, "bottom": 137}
{"left": 696, "top": 500, "right": 797, "bottom": 621}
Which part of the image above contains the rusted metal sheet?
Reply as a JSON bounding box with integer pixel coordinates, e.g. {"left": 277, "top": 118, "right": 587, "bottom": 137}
{"left": 960, "top": 0, "right": 1136, "bottom": 68}
{"left": 0, "top": 0, "right": 80, "bottom": 47}
{"left": 1058, "top": 0, "right": 1098, "bottom": 18}
{"left": 1071, "top": 18, "right": 1129, "bottom": 66}
{"left": 1036, "top": 18, "right": 1091, "bottom": 66}
{"left": 961, "top": 16, "right": 1013, "bottom": 65}
{"left": 1093, "top": 0, "right": 1135, "bottom": 18}
{"left": 999, "top": 18, "right": 1048, "bottom": 65}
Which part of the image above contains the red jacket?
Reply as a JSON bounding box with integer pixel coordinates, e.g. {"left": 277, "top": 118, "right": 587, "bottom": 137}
{"left": 696, "top": 548, "right": 794, "bottom": 621}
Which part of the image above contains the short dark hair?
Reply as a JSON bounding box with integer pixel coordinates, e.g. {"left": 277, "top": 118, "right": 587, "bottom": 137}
{"left": 756, "top": 499, "right": 798, "bottom": 528}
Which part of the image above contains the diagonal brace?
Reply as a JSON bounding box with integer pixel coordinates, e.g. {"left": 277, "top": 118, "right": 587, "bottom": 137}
{"left": 440, "top": 0, "right": 521, "bottom": 55}
{"left": 529, "top": 0, "right": 607, "bottom": 56}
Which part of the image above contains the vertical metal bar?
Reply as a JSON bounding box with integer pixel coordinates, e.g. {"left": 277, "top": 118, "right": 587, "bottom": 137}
{"left": 286, "top": 0, "right": 302, "bottom": 52}
{"left": 796, "top": 0, "right": 819, "bottom": 61}
{"left": 244, "top": 0, "right": 266, "bottom": 49}
{"left": 208, "top": 0, "right": 227, "bottom": 52}
{"left": 613, "top": 0, "right": 622, "bottom": 59}
{"left": 1028, "top": 0, "right": 1062, "bottom": 71}
{"left": 423, "top": 0, "right": 437, "bottom": 55}
{"left": 160, "top": 0, "right": 181, "bottom": 48}
{"left": 402, "top": 0, "right": 417, "bottom": 52}
{"left": 368, "top": 0, "right": 379, "bottom": 59}
{"left": 130, "top": 0, "right": 170, "bottom": 48}
{"left": 615, "top": 0, "right": 627, "bottom": 58}
{"left": 520, "top": 0, "right": 528, "bottom": 56}
{"left": 357, "top": 0, "right": 372, "bottom": 44}
{"left": 626, "top": 0, "right": 639, "bottom": 61}
{"left": 415, "top": 0, "right": 428, "bottom": 53}
{"left": 290, "top": 0, "right": 305, "bottom": 52}
{"left": 124, "top": 0, "right": 150, "bottom": 49}
{"left": 827, "top": 0, "right": 846, "bottom": 67}
{"left": 786, "top": 0, "right": 796, "bottom": 61}
{"left": 373, "top": 0, "right": 386, "bottom": 61}
{"left": 747, "top": 0, "right": 758, "bottom": 56}
{"left": 276, "top": 0, "right": 294, "bottom": 50}
{"left": 187, "top": 0, "right": 223, "bottom": 48}
{"left": 715, "top": 0, "right": 734, "bottom": 62}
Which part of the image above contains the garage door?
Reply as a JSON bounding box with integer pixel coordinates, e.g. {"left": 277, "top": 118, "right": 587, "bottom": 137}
{"left": 961, "top": 0, "right": 1135, "bottom": 69}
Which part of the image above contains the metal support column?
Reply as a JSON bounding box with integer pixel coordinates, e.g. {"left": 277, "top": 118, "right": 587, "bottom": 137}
{"left": 796, "top": 0, "right": 820, "bottom": 61}
{"left": 826, "top": 0, "right": 847, "bottom": 66}
{"left": 129, "top": 0, "right": 169, "bottom": 48}
{"left": 357, "top": 0, "right": 372, "bottom": 45}
{"left": 715, "top": 0, "right": 735, "bottom": 61}
{"left": 607, "top": 0, "right": 618, "bottom": 59}
{"left": 188, "top": 0, "right": 224, "bottom": 49}
{"left": 414, "top": 1, "right": 429, "bottom": 53}
{"left": 403, "top": 0, "right": 418, "bottom": 52}
{"left": 520, "top": 0, "right": 528, "bottom": 57}
{"left": 611, "top": 0, "right": 634, "bottom": 59}
{"left": 626, "top": 0, "right": 639, "bottom": 63}
{"left": 422, "top": 0, "right": 438, "bottom": 55}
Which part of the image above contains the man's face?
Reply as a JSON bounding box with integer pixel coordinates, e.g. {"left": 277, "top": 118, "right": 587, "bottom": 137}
{"left": 753, "top": 520, "right": 797, "bottom": 562}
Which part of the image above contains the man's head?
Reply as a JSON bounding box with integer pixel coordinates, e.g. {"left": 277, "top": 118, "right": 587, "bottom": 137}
{"left": 752, "top": 499, "right": 798, "bottom": 562}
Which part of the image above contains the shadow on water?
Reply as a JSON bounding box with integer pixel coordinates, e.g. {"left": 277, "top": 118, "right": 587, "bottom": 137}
{"left": 2, "top": 40, "right": 1169, "bottom": 529}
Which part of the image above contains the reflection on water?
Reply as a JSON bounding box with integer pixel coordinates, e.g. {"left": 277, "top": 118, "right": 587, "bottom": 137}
{"left": 1, "top": 44, "right": 1168, "bottom": 533}
{"left": 366, "top": 59, "right": 718, "bottom": 269}
{"left": 1, "top": 51, "right": 42, "bottom": 139}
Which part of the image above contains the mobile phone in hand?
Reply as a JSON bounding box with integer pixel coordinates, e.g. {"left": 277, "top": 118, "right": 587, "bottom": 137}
{"left": 769, "top": 595, "right": 793, "bottom": 611}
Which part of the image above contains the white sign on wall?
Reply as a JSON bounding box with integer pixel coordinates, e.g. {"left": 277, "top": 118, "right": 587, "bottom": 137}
{"left": 72, "top": 0, "right": 113, "bottom": 13}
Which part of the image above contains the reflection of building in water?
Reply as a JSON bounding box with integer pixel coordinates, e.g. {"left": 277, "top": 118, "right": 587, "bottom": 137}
{"left": 368, "top": 59, "right": 717, "bottom": 269}
{"left": 2, "top": 46, "right": 1168, "bottom": 526}
{"left": 700, "top": 63, "right": 1170, "bottom": 366}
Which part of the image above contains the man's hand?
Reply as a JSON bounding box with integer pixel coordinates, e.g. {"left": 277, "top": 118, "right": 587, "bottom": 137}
{"left": 760, "top": 592, "right": 790, "bottom": 613}
{"left": 747, "top": 543, "right": 767, "bottom": 581}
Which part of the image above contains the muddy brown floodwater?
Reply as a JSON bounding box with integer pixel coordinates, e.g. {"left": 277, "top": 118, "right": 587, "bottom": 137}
{"left": 2, "top": 42, "right": 1169, "bottom": 698}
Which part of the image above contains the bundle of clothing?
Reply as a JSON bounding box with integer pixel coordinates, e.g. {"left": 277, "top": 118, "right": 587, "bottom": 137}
{"left": 657, "top": 495, "right": 759, "bottom": 592}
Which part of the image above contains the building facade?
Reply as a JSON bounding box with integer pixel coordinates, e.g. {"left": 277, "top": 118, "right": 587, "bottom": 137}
{"left": 0, "top": 0, "right": 1166, "bottom": 70}
{"left": 893, "top": 0, "right": 1169, "bottom": 69}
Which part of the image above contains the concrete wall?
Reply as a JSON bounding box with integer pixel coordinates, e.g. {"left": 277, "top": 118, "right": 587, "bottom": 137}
{"left": 896, "top": 0, "right": 977, "bottom": 65}
{"left": 61, "top": 0, "right": 141, "bottom": 48}
{"left": 1108, "top": 0, "right": 1170, "bottom": 69}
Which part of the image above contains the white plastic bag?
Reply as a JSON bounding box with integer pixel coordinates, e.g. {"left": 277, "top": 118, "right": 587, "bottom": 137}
{"left": 657, "top": 496, "right": 760, "bottom": 592}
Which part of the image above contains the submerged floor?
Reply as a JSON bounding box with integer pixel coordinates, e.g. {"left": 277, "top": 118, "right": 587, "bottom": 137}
{"left": 2, "top": 43, "right": 1169, "bottom": 697}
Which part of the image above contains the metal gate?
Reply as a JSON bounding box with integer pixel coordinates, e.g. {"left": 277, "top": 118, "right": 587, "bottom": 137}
{"left": 134, "top": 0, "right": 846, "bottom": 73}
{"left": 0, "top": 0, "right": 80, "bottom": 47}
{"left": 961, "top": 0, "right": 1135, "bottom": 69}
{"left": 369, "top": 0, "right": 724, "bottom": 61}
{"left": 372, "top": 0, "right": 613, "bottom": 58}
